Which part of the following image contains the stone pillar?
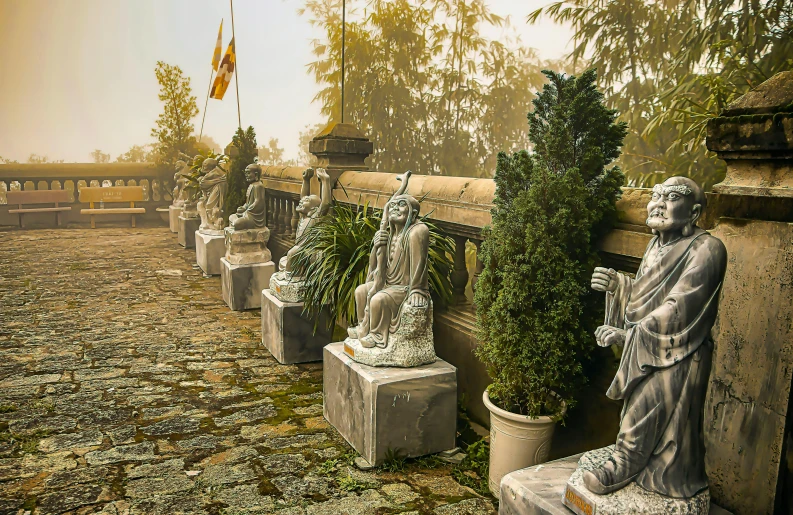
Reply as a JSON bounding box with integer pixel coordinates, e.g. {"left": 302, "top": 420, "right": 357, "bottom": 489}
{"left": 703, "top": 70, "right": 793, "bottom": 515}
{"left": 451, "top": 236, "right": 469, "bottom": 304}
{"left": 308, "top": 122, "right": 373, "bottom": 185}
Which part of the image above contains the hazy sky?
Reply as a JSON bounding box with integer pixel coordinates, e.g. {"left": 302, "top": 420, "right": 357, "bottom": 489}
{"left": 0, "top": 0, "right": 572, "bottom": 163}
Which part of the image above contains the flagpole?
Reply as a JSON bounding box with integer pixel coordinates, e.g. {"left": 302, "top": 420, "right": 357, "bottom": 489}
{"left": 341, "top": 0, "right": 345, "bottom": 124}
{"left": 230, "top": 0, "right": 242, "bottom": 129}
{"left": 199, "top": 66, "right": 214, "bottom": 142}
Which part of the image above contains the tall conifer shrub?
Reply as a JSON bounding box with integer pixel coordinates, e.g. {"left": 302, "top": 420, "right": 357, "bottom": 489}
{"left": 225, "top": 126, "right": 258, "bottom": 222}
{"left": 474, "top": 69, "right": 627, "bottom": 417}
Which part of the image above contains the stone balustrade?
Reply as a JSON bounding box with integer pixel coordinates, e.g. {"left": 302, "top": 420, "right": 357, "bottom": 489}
{"left": 0, "top": 163, "right": 170, "bottom": 224}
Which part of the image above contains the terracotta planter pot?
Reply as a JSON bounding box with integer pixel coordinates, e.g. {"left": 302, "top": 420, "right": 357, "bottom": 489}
{"left": 483, "top": 390, "right": 565, "bottom": 496}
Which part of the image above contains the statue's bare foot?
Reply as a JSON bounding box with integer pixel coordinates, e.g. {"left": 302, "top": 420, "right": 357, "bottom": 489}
{"left": 347, "top": 326, "right": 359, "bottom": 339}
{"left": 582, "top": 457, "right": 638, "bottom": 495}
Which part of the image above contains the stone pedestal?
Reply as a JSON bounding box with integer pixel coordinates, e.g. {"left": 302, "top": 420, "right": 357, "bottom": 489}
{"left": 224, "top": 227, "right": 272, "bottom": 265}
{"left": 168, "top": 205, "right": 182, "bottom": 233}
{"left": 178, "top": 216, "right": 200, "bottom": 248}
{"left": 196, "top": 231, "right": 225, "bottom": 276}
{"left": 269, "top": 271, "right": 306, "bottom": 303}
{"left": 221, "top": 258, "right": 274, "bottom": 311}
{"left": 498, "top": 448, "right": 732, "bottom": 515}
{"left": 261, "top": 289, "right": 331, "bottom": 364}
{"left": 323, "top": 342, "right": 457, "bottom": 466}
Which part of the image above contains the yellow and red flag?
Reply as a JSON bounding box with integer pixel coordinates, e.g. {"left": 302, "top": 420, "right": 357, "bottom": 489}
{"left": 210, "top": 37, "right": 235, "bottom": 100}
{"left": 211, "top": 20, "right": 223, "bottom": 71}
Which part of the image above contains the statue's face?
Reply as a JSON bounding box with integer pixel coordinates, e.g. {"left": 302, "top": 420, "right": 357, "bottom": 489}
{"left": 646, "top": 179, "right": 696, "bottom": 233}
{"left": 244, "top": 168, "right": 259, "bottom": 183}
{"left": 297, "top": 195, "right": 320, "bottom": 215}
{"left": 388, "top": 199, "right": 410, "bottom": 225}
{"left": 202, "top": 160, "right": 216, "bottom": 172}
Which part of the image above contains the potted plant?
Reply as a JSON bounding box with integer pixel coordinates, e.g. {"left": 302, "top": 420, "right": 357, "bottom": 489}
{"left": 474, "top": 69, "right": 627, "bottom": 495}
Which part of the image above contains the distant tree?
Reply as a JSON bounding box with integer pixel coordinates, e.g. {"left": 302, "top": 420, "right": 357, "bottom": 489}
{"left": 27, "top": 154, "right": 50, "bottom": 164}
{"left": 196, "top": 135, "right": 222, "bottom": 153}
{"left": 0, "top": 156, "right": 19, "bottom": 164}
{"left": 115, "top": 145, "right": 153, "bottom": 163}
{"left": 297, "top": 124, "right": 324, "bottom": 166}
{"left": 257, "top": 138, "right": 285, "bottom": 165}
{"left": 90, "top": 149, "right": 111, "bottom": 163}
{"left": 224, "top": 126, "right": 258, "bottom": 222}
{"left": 150, "top": 61, "right": 200, "bottom": 173}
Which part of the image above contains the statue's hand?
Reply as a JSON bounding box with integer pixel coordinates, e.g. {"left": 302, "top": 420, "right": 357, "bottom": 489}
{"left": 595, "top": 325, "right": 626, "bottom": 347}
{"left": 407, "top": 292, "right": 428, "bottom": 308}
{"left": 316, "top": 168, "right": 330, "bottom": 182}
{"left": 373, "top": 230, "right": 389, "bottom": 249}
{"left": 591, "top": 267, "right": 618, "bottom": 293}
{"left": 303, "top": 167, "right": 315, "bottom": 180}
{"left": 236, "top": 206, "right": 245, "bottom": 215}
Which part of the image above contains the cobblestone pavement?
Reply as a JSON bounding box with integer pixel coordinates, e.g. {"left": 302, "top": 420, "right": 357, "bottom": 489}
{"left": 0, "top": 227, "right": 495, "bottom": 515}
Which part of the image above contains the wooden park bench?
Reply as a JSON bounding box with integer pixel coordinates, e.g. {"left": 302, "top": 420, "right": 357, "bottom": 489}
{"left": 7, "top": 190, "right": 72, "bottom": 228}
{"left": 79, "top": 186, "right": 146, "bottom": 228}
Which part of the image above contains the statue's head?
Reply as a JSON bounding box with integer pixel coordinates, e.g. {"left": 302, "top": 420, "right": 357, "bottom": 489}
{"left": 201, "top": 158, "right": 218, "bottom": 172}
{"left": 297, "top": 195, "right": 321, "bottom": 215}
{"left": 244, "top": 164, "right": 262, "bottom": 183}
{"left": 387, "top": 194, "right": 420, "bottom": 228}
{"left": 646, "top": 176, "right": 705, "bottom": 237}
{"left": 175, "top": 159, "right": 186, "bottom": 171}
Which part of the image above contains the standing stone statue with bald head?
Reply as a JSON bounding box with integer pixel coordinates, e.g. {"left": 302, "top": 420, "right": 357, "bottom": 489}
{"left": 576, "top": 177, "right": 727, "bottom": 507}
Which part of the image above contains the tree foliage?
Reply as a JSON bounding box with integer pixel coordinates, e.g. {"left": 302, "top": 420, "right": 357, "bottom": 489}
{"left": 257, "top": 138, "right": 286, "bottom": 165}
{"left": 115, "top": 145, "right": 152, "bottom": 163}
{"left": 150, "top": 61, "right": 200, "bottom": 173}
{"left": 90, "top": 149, "right": 110, "bottom": 163}
{"left": 529, "top": 0, "right": 793, "bottom": 190}
{"left": 475, "top": 70, "right": 626, "bottom": 417}
{"left": 300, "top": 0, "right": 551, "bottom": 177}
{"left": 225, "top": 126, "right": 258, "bottom": 222}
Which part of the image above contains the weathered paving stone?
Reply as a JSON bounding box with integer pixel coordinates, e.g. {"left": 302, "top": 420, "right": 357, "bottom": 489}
{"left": 0, "top": 227, "right": 496, "bottom": 513}
{"left": 38, "top": 430, "right": 104, "bottom": 453}
{"left": 141, "top": 415, "right": 201, "bottom": 436}
{"left": 85, "top": 442, "right": 156, "bottom": 465}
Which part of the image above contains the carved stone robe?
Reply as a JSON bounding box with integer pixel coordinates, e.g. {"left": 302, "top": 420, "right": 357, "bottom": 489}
{"left": 198, "top": 168, "right": 227, "bottom": 230}
{"left": 232, "top": 181, "right": 267, "bottom": 229}
{"left": 355, "top": 221, "right": 430, "bottom": 347}
{"left": 606, "top": 228, "right": 727, "bottom": 498}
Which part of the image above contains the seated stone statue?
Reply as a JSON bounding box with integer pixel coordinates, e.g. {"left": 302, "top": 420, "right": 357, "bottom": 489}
{"left": 229, "top": 163, "right": 267, "bottom": 230}
{"left": 279, "top": 167, "right": 333, "bottom": 274}
{"left": 196, "top": 158, "right": 228, "bottom": 233}
{"left": 583, "top": 177, "right": 727, "bottom": 499}
{"left": 344, "top": 171, "right": 435, "bottom": 368}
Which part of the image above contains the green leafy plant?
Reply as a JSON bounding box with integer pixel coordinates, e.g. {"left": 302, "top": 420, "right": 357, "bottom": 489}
{"left": 337, "top": 474, "right": 368, "bottom": 492}
{"left": 380, "top": 448, "right": 407, "bottom": 473}
{"left": 451, "top": 439, "right": 491, "bottom": 496}
{"left": 290, "top": 199, "right": 455, "bottom": 331}
{"left": 474, "top": 69, "right": 626, "bottom": 417}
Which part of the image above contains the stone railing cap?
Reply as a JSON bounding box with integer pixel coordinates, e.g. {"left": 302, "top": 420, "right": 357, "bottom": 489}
{"left": 721, "top": 71, "right": 793, "bottom": 116}
{"left": 312, "top": 122, "right": 370, "bottom": 141}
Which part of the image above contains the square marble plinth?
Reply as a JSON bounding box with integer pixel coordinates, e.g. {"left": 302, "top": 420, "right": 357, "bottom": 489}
{"left": 178, "top": 216, "right": 200, "bottom": 248}
{"left": 221, "top": 258, "right": 275, "bottom": 311}
{"left": 169, "top": 205, "right": 182, "bottom": 233}
{"left": 196, "top": 231, "right": 225, "bottom": 276}
{"left": 323, "top": 342, "right": 457, "bottom": 466}
{"left": 499, "top": 453, "right": 733, "bottom": 515}
{"left": 261, "top": 289, "right": 332, "bottom": 364}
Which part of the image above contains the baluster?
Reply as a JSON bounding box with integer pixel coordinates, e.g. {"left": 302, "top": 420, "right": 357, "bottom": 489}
{"left": 266, "top": 194, "right": 275, "bottom": 229}
{"left": 451, "top": 235, "right": 470, "bottom": 304}
{"left": 273, "top": 195, "right": 282, "bottom": 234}
{"left": 471, "top": 239, "right": 484, "bottom": 295}
{"left": 0, "top": 181, "right": 7, "bottom": 205}
{"left": 290, "top": 198, "right": 300, "bottom": 239}
{"left": 279, "top": 197, "right": 290, "bottom": 234}
{"left": 283, "top": 198, "right": 294, "bottom": 238}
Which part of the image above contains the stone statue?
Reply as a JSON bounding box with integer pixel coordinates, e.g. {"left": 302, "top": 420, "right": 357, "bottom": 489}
{"left": 584, "top": 177, "right": 727, "bottom": 499}
{"left": 280, "top": 167, "right": 333, "bottom": 273}
{"left": 229, "top": 163, "right": 267, "bottom": 230}
{"left": 343, "top": 171, "right": 436, "bottom": 368}
{"left": 171, "top": 160, "right": 191, "bottom": 207}
{"left": 196, "top": 158, "right": 228, "bottom": 233}
{"left": 269, "top": 168, "right": 333, "bottom": 302}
